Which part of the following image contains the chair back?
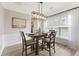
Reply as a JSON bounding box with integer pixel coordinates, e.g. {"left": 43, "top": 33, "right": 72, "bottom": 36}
{"left": 43, "top": 33, "right": 48, "bottom": 38}
{"left": 20, "top": 31, "right": 27, "bottom": 45}
{"left": 49, "top": 30, "right": 56, "bottom": 42}
{"left": 51, "top": 30, "right": 56, "bottom": 37}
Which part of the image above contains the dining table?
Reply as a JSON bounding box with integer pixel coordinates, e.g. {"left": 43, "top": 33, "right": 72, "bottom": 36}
{"left": 26, "top": 33, "right": 45, "bottom": 55}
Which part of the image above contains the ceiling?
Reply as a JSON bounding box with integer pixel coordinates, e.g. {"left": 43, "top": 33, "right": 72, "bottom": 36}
{"left": 42, "top": 2, "right": 79, "bottom": 17}
{"left": 2, "top": 2, "right": 79, "bottom": 17}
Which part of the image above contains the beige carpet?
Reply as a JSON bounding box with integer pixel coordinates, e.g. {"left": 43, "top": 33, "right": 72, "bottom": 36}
{"left": 1, "top": 43, "right": 76, "bottom": 56}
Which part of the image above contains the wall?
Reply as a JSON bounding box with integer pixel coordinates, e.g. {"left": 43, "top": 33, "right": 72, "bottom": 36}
{"left": 0, "top": 3, "right": 4, "bottom": 55}
{"left": 69, "top": 8, "right": 79, "bottom": 50}
{"left": 4, "top": 9, "right": 31, "bottom": 47}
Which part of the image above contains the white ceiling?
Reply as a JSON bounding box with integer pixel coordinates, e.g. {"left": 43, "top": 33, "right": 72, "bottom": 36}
{"left": 42, "top": 2, "right": 79, "bottom": 16}
{"left": 2, "top": 2, "right": 79, "bottom": 17}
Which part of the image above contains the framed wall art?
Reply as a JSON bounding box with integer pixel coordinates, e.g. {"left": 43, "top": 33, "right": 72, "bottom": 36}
{"left": 12, "top": 17, "right": 26, "bottom": 28}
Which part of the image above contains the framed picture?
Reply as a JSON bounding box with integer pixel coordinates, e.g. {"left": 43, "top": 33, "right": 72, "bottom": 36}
{"left": 12, "top": 17, "right": 26, "bottom": 28}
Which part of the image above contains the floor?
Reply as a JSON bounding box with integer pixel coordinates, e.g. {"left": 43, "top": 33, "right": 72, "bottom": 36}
{"left": 1, "top": 43, "right": 76, "bottom": 56}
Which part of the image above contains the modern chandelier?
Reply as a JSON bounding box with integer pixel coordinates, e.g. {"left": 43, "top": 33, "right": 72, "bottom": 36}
{"left": 32, "top": 2, "right": 46, "bottom": 20}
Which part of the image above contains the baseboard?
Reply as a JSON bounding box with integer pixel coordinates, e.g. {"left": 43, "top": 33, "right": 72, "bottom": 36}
{"left": 56, "top": 37, "right": 68, "bottom": 46}
{"left": 0, "top": 46, "right": 4, "bottom": 56}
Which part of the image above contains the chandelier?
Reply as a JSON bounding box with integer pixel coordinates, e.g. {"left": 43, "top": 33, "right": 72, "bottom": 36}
{"left": 32, "top": 2, "right": 46, "bottom": 20}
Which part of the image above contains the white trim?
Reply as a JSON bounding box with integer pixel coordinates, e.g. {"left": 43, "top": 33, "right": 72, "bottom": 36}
{"left": 0, "top": 41, "right": 21, "bottom": 56}
{"left": 0, "top": 35, "right": 5, "bottom": 56}
{"left": 0, "top": 40, "right": 21, "bottom": 55}
{"left": 0, "top": 46, "right": 4, "bottom": 56}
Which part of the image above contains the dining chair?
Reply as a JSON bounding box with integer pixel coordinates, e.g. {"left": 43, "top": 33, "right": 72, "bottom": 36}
{"left": 42, "top": 30, "right": 56, "bottom": 56}
{"left": 20, "top": 31, "right": 37, "bottom": 56}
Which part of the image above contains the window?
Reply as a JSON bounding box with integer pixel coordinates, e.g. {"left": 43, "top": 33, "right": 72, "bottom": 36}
{"left": 47, "top": 12, "right": 71, "bottom": 39}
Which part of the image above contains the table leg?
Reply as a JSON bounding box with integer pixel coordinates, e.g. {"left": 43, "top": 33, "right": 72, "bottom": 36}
{"left": 36, "top": 37, "right": 39, "bottom": 55}
{"left": 33, "top": 37, "right": 35, "bottom": 50}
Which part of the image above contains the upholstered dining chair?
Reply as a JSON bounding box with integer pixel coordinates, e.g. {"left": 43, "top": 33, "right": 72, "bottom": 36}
{"left": 20, "top": 31, "right": 37, "bottom": 56}
{"left": 42, "top": 30, "right": 56, "bottom": 56}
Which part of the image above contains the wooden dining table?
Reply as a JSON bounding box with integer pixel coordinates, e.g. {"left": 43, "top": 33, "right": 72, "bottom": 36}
{"left": 26, "top": 33, "right": 45, "bottom": 55}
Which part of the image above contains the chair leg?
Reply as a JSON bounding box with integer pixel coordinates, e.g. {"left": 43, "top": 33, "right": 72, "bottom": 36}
{"left": 25, "top": 47, "right": 27, "bottom": 56}
{"left": 31, "top": 45, "right": 34, "bottom": 51}
{"left": 43, "top": 42, "right": 46, "bottom": 50}
{"left": 47, "top": 43, "right": 49, "bottom": 48}
{"left": 22, "top": 49, "right": 24, "bottom": 56}
{"left": 49, "top": 44, "right": 51, "bottom": 56}
{"left": 33, "top": 44, "right": 35, "bottom": 50}
{"left": 42, "top": 40, "right": 44, "bottom": 50}
{"left": 35, "top": 43, "right": 37, "bottom": 55}
{"left": 22, "top": 46, "right": 24, "bottom": 56}
{"left": 54, "top": 47, "right": 55, "bottom": 53}
{"left": 31, "top": 45, "right": 32, "bottom": 51}
{"left": 53, "top": 43, "right": 55, "bottom": 53}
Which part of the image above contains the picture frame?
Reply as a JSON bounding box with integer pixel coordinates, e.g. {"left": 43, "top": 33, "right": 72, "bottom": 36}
{"left": 12, "top": 17, "right": 26, "bottom": 28}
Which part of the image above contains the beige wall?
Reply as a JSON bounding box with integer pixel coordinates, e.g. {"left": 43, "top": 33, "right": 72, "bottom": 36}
{"left": 0, "top": 3, "right": 4, "bottom": 54}
{"left": 4, "top": 9, "right": 31, "bottom": 47}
